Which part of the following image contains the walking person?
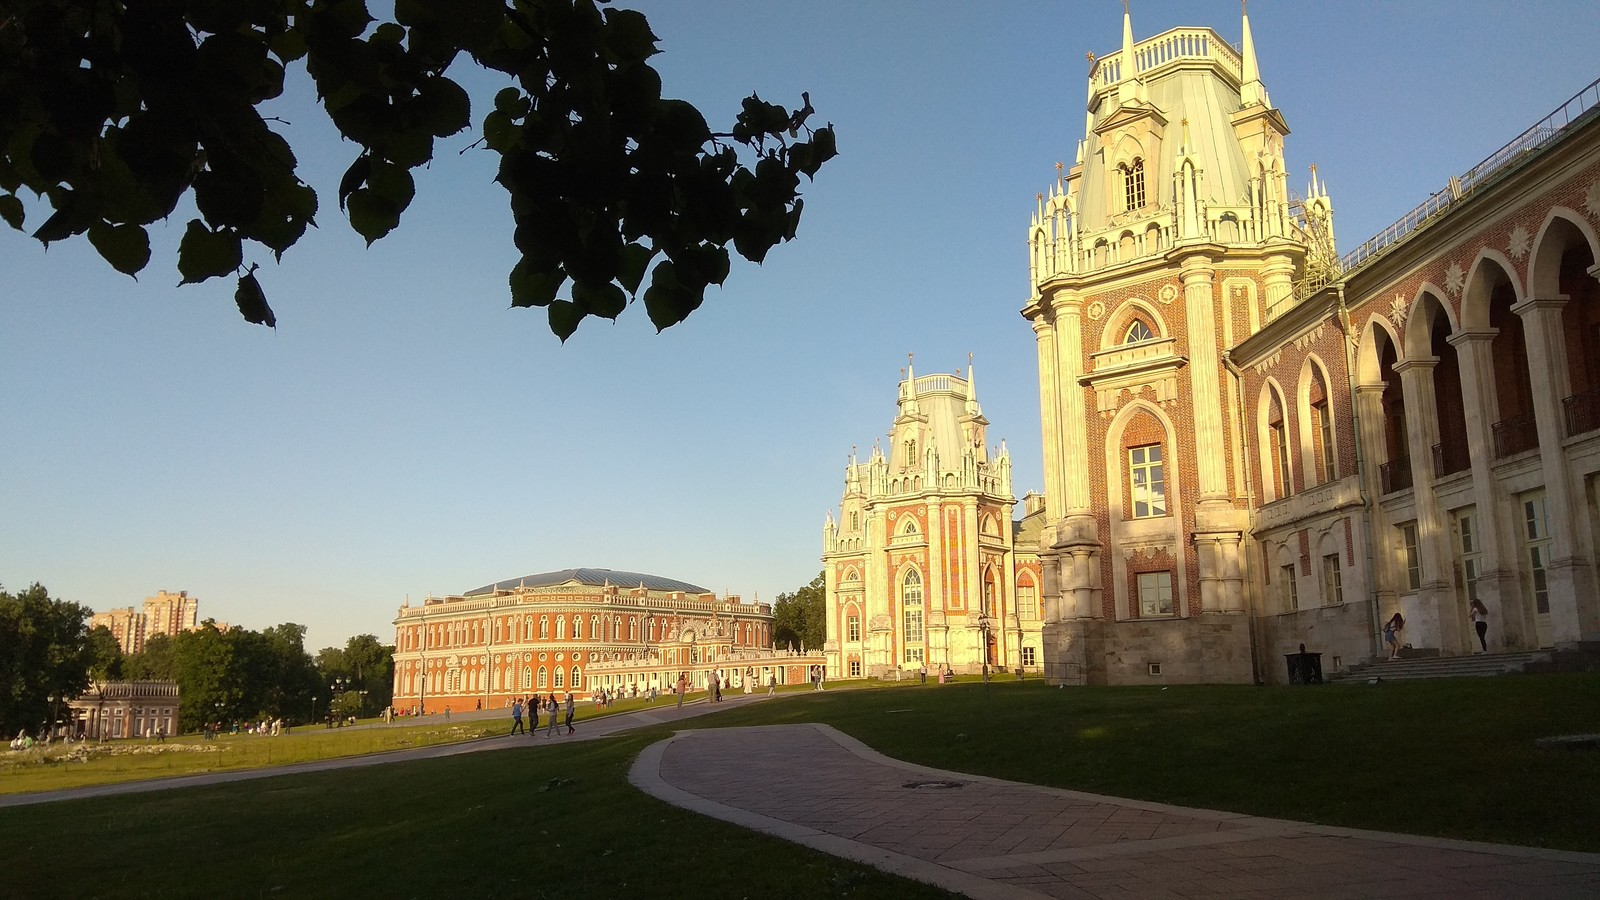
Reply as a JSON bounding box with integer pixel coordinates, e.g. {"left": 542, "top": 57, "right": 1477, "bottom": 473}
{"left": 676, "top": 673, "right": 688, "bottom": 710}
{"left": 509, "top": 697, "right": 525, "bottom": 736}
{"left": 564, "top": 691, "right": 575, "bottom": 735}
{"left": 1384, "top": 612, "right": 1406, "bottom": 660}
{"left": 545, "top": 694, "right": 559, "bottom": 737}
{"left": 1470, "top": 599, "right": 1490, "bottom": 653}
{"left": 766, "top": 671, "right": 776, "bottom": 696}
{"left": 528, "top": 695, "right": 540, "bottom": 736}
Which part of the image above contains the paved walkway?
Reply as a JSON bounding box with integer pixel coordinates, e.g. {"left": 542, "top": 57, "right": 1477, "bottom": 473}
{"left": 631, "top": 723, "right": 1600, "bottom": 900}
{"left": 0, "top": 695, "right": 750, "bottom": 809}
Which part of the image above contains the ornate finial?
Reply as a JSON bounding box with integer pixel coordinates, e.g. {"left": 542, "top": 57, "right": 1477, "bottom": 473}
{"left": 900, "top": 366, "right": 906, "bottom": 378}
{"left": 908, "top": 352, "right": 914, "bottom": 364}
{"left": 1036, "top": 192, "right": 1044, "bottom": 202}
{"left": 1086, "top": 51, "right": 1095, "bottom": 65}
{"left": 1056, "top": 161, "right": 1064, "bottom": 172}
{"left": 968, "top": 351, "right": 974, "bottom": 364}
{"left": 1122, "top": 0, "right": 1128, "bottom": 12}
{"left": 1310, "top": 163, "right": 1318, "bottom": 175}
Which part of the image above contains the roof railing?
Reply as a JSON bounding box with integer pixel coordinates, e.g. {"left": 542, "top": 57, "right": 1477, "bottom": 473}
{"left": 1339, "top": 74, "right": 1600, "bottom": 274}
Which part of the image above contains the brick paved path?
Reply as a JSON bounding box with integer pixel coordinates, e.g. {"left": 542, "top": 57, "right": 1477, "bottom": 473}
{"left": 631, "top": 723, "right": 1600, "bottom": 900}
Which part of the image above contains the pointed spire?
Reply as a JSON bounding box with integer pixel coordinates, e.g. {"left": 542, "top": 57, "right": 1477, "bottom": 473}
{"left": 1240, "top": 0, "right": 1269, "bottom": 108}
{"left": 965, "top": 352, "right": 980, "bottom": 415}
{"left": 1116, "top": 1, "right": 1145, "bottom": 106}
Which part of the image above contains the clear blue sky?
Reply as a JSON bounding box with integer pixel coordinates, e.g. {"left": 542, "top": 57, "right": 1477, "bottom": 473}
{"left": 5, "top": 1, "right": 1598, "bottom": 653}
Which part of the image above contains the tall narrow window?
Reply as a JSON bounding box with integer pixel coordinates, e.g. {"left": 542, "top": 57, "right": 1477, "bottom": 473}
{"left": 554, "top": 667, "right": 564, "bottom": 688}
{"left": 1523, "top": 493, "right": 1553, "bottom": 645}
{"left": 1282, "top": 564, "right": 1299, "bottom": 611}
{"left": 1017, "top": 583, "right": 1038, "bottom": 620}
{"left": 1323, "top": 554, "right": 1344, "bottom": 605}
{"left": 902, "top": 570, "right": 925, "bottom": 664}
{"left": 537, "top": 667, "right": 548, "bottom": 689}
{"left": 846, "top": 615, "right": 861, "bottom": 642}
{"left": 539, "top": 617, "right": 549, "bottom": 639}
{"left": 1313, "top": 399, "right": 1336, "bottom": 482}
{"left": 1129, "top": 444, "right": 1166, "bottom": 518}
{"left": 1401, "top": 523, "right": 1421, "bottom": 591}
{"left": 1122, "top": 157, "right": 1146, "bottom": 211}
{"left": 1137, "top": 572, "right": 1173, "bottom": 617}
{"left": 1458, "top": 511, "right": 1482, "bottom": 605}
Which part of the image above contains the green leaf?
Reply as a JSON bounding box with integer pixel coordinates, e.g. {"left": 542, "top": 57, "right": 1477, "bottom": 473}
{"left": 602, "top": 9, "right": 658, "bottom": 62}
{"left": 177, "top": 220, "right": 243, "bottom": 284}
{"left": 234, "top": 266, "right": 276, "bottom": 327}
{"left": 494, "top": 87, "right": 529, "bottom": 117}
{"left": 573, "top": 280, "right": 626, "bottom": 319}
{"left": 366, "top": 160, "right": 415, "bottom": 213}
{"left": 415, "top": 76, "right": 471, "bottom": 138}
{"left": 345, "top": 189, "right": 401, "bottom": 245}
{"left": 616, "top": 243, "right": 655, "bottom": 295}
{"left": 87, "top": 221, "right": 151, "bottom": 277}
{"left": 547, "top": 299, "right": 584, "bottom": 342}
{"left": 642, "top": 260, "right": 702, "bottom": 332}
{"left": 33, "top": 206, "right": 89, "bottom": 245}
{"left": 0, "top": 194, "right": 23, "bottom": 231}
{"left": 510, "top": 259, "right": 563, "bottom": 308}
{"left": 338, "top": 155, "right": 372, "bottom": 211}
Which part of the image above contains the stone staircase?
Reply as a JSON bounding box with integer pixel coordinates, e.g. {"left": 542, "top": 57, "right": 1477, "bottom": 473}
{"left": 1329, "top": 650, "right": 1553, "bottom": 683}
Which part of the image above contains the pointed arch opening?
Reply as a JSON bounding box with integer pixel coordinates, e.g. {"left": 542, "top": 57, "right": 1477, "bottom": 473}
{"left": 1532, "top": 212, "right": 1600, "bottom": 435}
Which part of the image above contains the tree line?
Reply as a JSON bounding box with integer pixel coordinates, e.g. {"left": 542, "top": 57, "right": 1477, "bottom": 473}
{"left": 0, "top": 583, "right": 393, "bottom": 737}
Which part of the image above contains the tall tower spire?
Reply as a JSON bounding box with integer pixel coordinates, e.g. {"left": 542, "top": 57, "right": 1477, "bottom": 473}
{"left": 1239, "top": 0, "right": 1269, "bottom": 108}
{"left": 965, "top": 352, "right": 980, "bottom": 416}
{"left": 1116, "top": 1, "right": 1146, "bottom": 106}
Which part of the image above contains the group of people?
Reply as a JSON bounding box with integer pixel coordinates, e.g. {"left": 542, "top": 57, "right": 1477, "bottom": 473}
{"left": 508, "top": 692, "right": 575, "bottom": 737}
{"left": 1382, "top": 597, "right": 1492, "bottom": 661}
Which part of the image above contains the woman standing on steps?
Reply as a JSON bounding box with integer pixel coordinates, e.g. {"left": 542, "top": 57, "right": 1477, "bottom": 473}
{"left": 1470, "top": 599, "right": 1490, "bottom": 652}
{"left": 1384, "top": 612, "right": 1406, "bottom": 660}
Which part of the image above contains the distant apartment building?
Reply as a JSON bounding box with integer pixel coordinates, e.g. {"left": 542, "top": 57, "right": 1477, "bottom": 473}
{"left": 90, "top": 590, "right": 202, "bottom": 655}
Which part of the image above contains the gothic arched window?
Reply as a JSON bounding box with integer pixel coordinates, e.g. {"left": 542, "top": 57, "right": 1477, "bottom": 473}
{"left": 1122, "top": 157, "right": 1146, "bottom": 211}
{"left": 901, "top": 570, "right": 925, "bottom": 664}
{"left": 1124, "top": 319, "right": 1154, "bottom": 344}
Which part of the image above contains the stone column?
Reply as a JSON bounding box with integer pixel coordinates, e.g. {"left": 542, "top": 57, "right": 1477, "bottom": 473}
{"left": 1180, "top": 256, "right": 1229, "bottom": 504}
{"left": 1515, "top": 297, "right": 1600, "bottom": 642}
{"left": 1395, "top": 357, "right": 1465, "bottom": 653}
{"left": 1033, "top": 317, "right": 1064, "bottom": 516}
{"left": 1446, "top": 328, "right": 1524, "bottom": 649}
{"left": 1051, "top": 292, "right": 1091, "bottom": 514}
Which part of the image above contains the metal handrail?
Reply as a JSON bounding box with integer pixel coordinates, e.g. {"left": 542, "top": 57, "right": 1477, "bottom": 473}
{"left": 1340, "top": 74, "right": 1600, "bottom": 274}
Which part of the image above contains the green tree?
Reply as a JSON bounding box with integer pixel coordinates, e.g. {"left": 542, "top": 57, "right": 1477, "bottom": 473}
{"left": 84, "top": 624, "right": 124, "bottom": 681}
{"left": 315, "top": 634, "right": 394, "bottom": 717}
{"left": 1, "top": 0, "right": 836, "bottom": 338}
{"left": 0, "top": 583, "right": 95, "bottom": 737}
{"left": 123, "top": 631, "right": 177, "bottom": 681}
{"left": 772, "top": 570, "right": 825, "bottom": 651}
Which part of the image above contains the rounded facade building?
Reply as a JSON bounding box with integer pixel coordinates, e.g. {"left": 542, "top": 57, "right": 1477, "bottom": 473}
{"left": 390, "top": 568, "right": 776, "bottom": 712}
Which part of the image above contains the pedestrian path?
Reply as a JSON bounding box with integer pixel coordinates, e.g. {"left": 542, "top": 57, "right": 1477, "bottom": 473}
{"left": 631, "top": 724, "right": 1600, "bottom": 900}
{"left": 0, "top": 695, "right": 754, "bottom": 809}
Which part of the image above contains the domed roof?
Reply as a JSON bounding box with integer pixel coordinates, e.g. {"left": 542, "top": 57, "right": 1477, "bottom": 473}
{"left": 464, "top": 568, "right": 708, "bottom": 596}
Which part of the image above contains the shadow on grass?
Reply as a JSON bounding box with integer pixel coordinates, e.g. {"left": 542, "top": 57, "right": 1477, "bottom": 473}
{"left": 1, "top": 727, "right": 957, "bottom": 900}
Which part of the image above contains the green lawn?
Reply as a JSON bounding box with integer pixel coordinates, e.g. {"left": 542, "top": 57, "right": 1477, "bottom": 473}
{"left": 0, "top": 719, "right": 506, "bottom": 795}
{"left": 1, "top": 728, "right": 956, "bottom": 900}
{"left": 4, "top": 675, "right": 1598, "bottom": 899}
{"left": 705, "top": 675, "right": 1600, "bottom": 851}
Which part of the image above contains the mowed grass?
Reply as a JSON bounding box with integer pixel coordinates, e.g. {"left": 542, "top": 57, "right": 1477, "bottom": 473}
{"left": 0, "top": 719, "right": 507, "bottom": 795}
{"left": 0, "top": 728, "right": 956, "bottom": 900}
{"left": 707, "top": 674, "right": 1600, "bottom": 851}
{"left": 5, "top": 675, "right": 1599, "bottom": 900}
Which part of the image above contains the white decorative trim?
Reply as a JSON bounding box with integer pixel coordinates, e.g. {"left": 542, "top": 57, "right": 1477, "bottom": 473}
{"left": 1253, "top": 350, "right": 1283, "bottom": 376}
{"left": 1087, "top": 300, "right": 1106, "bottom": 320}
{"left": 1293, "top": 323, "right": 1327, "bottom": 352}
{"left": 1508, "top": 223, "right": 1531, "bottom": 260}
{"left": 1389, "top": 295, "right": 1409, "bottom": 328}
{"left": 1585, "top": 181, "right": 1600, "bottom": 220}
{"left": 1444, "top": 260, "right": 1465, "bottom": 297}
{"left": 1158, "top": 284, "right": 1178, "bottom": 304}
